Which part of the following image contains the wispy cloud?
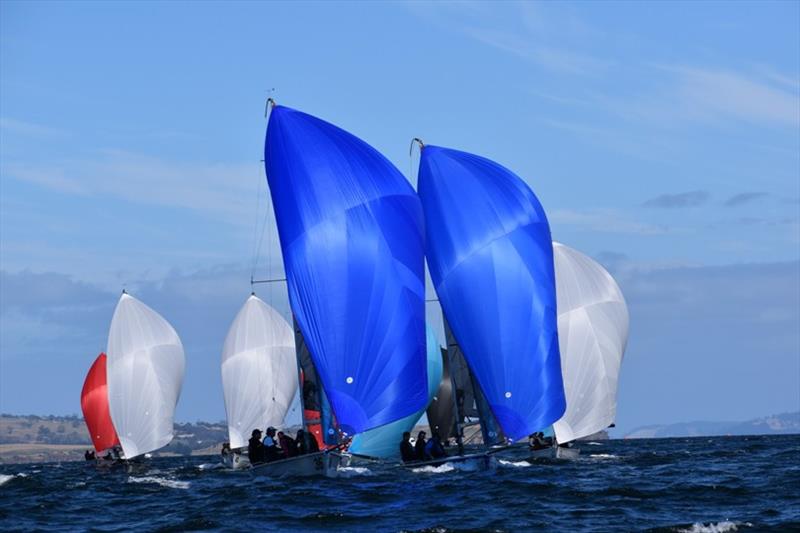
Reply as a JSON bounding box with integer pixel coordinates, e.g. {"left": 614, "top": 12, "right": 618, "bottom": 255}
{"left": 0, "top": 117, "right": 67, "bottom": 139}
{"left": 642, "top": 191, "right": 710, "bottom": 209}
{"left": 550, "top": 208, "right": 668, "bottom": 235}
{"left": 724, "top": 192, "right": 768, "bottom": 207}
{"left": 623, "top": 66, "right": 800, "bottom": 128}
{"left": 2, "top": 150, "right": 260, "bottom": 226}
{"left": 463, "top": 27, "right": 610, "bottom": 75}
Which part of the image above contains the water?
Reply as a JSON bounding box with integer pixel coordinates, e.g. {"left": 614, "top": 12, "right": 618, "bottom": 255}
{"left": 1, "top": 435, "right": 798, "bottom": 531}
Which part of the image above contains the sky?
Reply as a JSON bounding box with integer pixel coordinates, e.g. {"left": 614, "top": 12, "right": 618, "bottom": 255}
{"left": 1, "top": 1, "right": 798, "bottom": 435}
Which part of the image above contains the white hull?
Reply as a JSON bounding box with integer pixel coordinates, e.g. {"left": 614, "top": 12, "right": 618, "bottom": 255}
{"left": 527, "top": 445, "right": 581, "bottom": 461}
{"left": 249, "top": 450, "right": 348, "bottom": 478}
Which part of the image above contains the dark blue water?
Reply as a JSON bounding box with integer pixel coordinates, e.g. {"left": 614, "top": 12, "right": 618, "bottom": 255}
{"left": 1, "top": 435, "right": 798, "bottom": 532}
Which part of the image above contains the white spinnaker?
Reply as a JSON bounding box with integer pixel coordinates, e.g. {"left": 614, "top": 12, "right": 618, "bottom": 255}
{"left": 552, "top": 242, "right": 629, "bottom": 444}
{"left": 106, "top": 293, "right": 185, "bottom": 459}
{"left": 221, "top": 295, "right": 297, "bottom": 449}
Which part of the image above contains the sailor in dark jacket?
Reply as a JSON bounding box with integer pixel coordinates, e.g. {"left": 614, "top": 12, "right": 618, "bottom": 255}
{"left": 400, "top": 431, "right": 415, "bottom": 463}
{"left": 248, "top": 429, "right": 266, "bottom": 463}
{"left": 414, "top": 430, "right": 428, "bottom": 461}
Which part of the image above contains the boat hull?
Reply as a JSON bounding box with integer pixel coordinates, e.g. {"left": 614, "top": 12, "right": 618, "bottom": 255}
{"left": 527, "top": 446, "right": 581, "bottom": 461}
{"left": 249, "top": 450, "right": 348, "bottom": 478}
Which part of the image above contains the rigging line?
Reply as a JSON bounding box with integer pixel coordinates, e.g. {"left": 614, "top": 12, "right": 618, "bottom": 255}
{"left": 250, "top": 163, "right": 264, "bottom": 281}
{"left": 252, "top": 176, "right": 272, "bottom": 285}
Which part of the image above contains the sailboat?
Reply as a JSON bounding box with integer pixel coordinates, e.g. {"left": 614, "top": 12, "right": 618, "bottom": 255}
{"left": 348, "top": 325, "right": 443, "bottom": 460}
{"left": 80, "top": 352, "right": 120, "bottom": 457}
{"left": 106, "top": 292, "right": 186, "bottom": 460}
{"left": 220, "top": 294, "right": 297, "bottom": 469}
{"left": 255, "top": 101, "right": 428, "bottom": 476}
{"left": 416, "top": 143, "right": 566, "bottom": 466}
{"left": 549, "top": 241, "right": 629, "bottom": 456}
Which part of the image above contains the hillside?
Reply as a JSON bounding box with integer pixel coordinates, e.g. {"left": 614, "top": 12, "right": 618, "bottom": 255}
{"left": 0, "top": 414, "right": 228, "bottom": 464}
{"left": 625, "top": 411, "right": 800, "bottom": 439}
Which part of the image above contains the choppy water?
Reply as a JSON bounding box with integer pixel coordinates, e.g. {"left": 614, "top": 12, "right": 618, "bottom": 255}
{"left": 1, "top": 435, "right": 798, "bottom": 531}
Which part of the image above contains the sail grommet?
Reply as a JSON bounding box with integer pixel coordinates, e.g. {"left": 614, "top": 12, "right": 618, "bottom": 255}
{"left": 504, "top": 391, "right": 512, "bottom": 398}
{"left": 346, "top": 376, "right": 354, "bottom": 384}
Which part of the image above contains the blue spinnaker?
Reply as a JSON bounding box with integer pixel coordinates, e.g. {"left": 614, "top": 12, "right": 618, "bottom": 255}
{"left": 417, "top": 145, "right": 566, "bottom": 441}
{"left": 349, "top": 325, "right": 443, "bottom": 458}
{"left": 264, "top": 105, "right": 427, "bottom": 435}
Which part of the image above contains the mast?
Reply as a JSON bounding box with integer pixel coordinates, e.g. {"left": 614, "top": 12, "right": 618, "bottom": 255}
{"left": 443, "top": 317, "right": 505, "bottom": 451}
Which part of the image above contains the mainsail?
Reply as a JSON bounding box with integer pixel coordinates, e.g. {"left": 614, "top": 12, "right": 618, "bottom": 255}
{"left": 106, "top": 293, "right": 185, "bottom": 459}
{"left": 551, "top": 242, "right": 629, "bottom": 443}
{"left": 418, "top": 145, "right": 566, "bottom": 442}
{"left": 348, "top": 325, "right": 443, "bottom": 458}
{"left": 264, "top": 104, "right": 427, "bottom": 436}
{"left": 80, "top": 353, "right": 120, "bottom": 453}
{"left": 221, "top": 295, "right": 297, "bottom": 449}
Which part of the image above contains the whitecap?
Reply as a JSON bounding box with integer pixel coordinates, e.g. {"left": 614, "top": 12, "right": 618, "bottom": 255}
{"left": 0, "top": 473, "right": 26, "bottom": 487}
{"left": 411, "top": 463, "right": 455, "bottom": 474}
{"left": 197, "top": 463, "right": 225, "bottom": 471}
{"left": 587, "top": 442, "right": 603, "bottom": 446}
{"left": 128, "top": 476, "right": 190, "bottom": 490}
{"left": 679, "top": 521, "right": 751, "bottom": 533}
{"left": 498, "top": 459, "right": 531, "bottom": 468}
{"left": 588, "top": 454, "right": 618, "bottom": 460}
{"left": 336, "top": 466, "right": 373, "bottom": 478}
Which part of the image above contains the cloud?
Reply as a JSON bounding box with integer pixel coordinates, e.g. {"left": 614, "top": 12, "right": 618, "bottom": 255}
{"left": 623, "top": 66, "right": 800, "bottom": 128}
{"left": 614, "top": 259, "right": 800, "bottom": 432}
{"left": 551, "top": 208, "right": 669, "bottom": 235}
{"left": 642, "top": 191, "right": 710, "bottom": 208}
{"left": 0, "top": 117, "right": 67, "bottom": 139}
{"left": 550, "top": 208, "right": 669, "bottom": 235}
{"left": 724, "top": 192, "right": 768, "bottom": 207}
{"left": 2, "top": 150, "right": 259, "bottom": 226}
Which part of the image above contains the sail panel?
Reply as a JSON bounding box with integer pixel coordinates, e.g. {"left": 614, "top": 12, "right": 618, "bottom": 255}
{"left": 264, "top": 106, "right": 427, "bottom": 435}
{"left": 221, "top": 295, "right": 297, "bottom": 449}
{"left": 348, "top": 325, "right": 443, "bottom": 458}
{"left": 551, "top": 242, "right": 629, "bottom": 443}
{"left": 418, "top": 145, "right": 566, "bottom": 441}
{"left": 106, "top": 294, "right": 185, "bottom": 459}
{"left": 80, "top": 353, "right": 120, "bottom": 453}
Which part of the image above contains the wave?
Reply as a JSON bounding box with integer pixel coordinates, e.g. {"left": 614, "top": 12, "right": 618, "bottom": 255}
{"left": 498, "top": 459, "right": 531, "bottom": 468}
{"left": 588, "top": 454, "right": 619, "bottom": 460}
{"left": 128, "top": 476, "right": 190, "bottom": 490}
{"left": 411, "top": 463, "right": 455, "bottom": 474}
{"left": 678, "top": 521, "right": 752, "bottom": 533}
{"left": 336, "top": 466, "right": 373, "bottom": 478}
{"left": 197, "top": 463, "right": 226, "bottom": 471}
{"left": 0, "top": 473, "right": 26, "bottom": 487}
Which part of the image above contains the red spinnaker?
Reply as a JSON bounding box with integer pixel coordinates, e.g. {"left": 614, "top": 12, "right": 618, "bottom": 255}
{"left": 80, "top": 353, "right": 120, "bottom": 452}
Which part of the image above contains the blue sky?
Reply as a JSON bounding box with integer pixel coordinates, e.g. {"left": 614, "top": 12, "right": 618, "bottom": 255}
{"left": 1, "top": 1, "right": 798, "bottom": 434}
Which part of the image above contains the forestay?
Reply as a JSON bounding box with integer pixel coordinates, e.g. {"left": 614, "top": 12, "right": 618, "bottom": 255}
{"left": 348, "top": 325, "right": 443, "bottom": 458}
{"left": 221, "top": 295, "right": 297, "bottom": 449}
{"left": 106, "top": 293, "right": 185, "bottom": 459}
{"left": 418, "top": 145, "right": 566, "bottom": 442}
{"left": 264, "top": 105, "right": 427, "bottom": 435}
{"left": 552, "top": 242, "right": 629, "bottom": 443}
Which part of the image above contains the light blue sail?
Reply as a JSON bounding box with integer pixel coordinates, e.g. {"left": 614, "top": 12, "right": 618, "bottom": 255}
{"left": 349, "top": 325, "right": 443, "bottom": 458}
{"left": 417, "top": 145, "right": 566, "bottom": 442}
{"left": 264, "top": 105, "right": 427, "bottom": 436}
